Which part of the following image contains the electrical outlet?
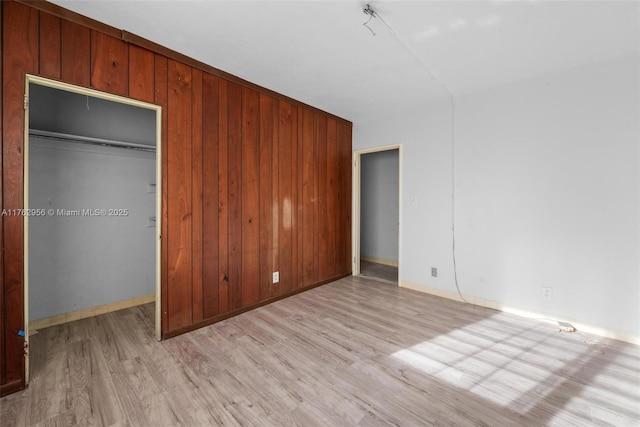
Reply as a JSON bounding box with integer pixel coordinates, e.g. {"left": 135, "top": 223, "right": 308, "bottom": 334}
{"left": 431, "top": 267, "right": 438, "bottom": 278}
{"left": 542, "top": 286, "right": 553, "bottom": 300}
{"left": 273, "top": 271, "right": 279, "bottom": 284}
{"left": 557, "top": 321, "right": 575, "bottom": 332}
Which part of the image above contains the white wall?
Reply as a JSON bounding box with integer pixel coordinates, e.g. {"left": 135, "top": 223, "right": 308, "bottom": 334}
{"left": 355, "top": 104, "right": 454, "bottom": 290}
{"left": 360, "top": 149, "right": 399, "bottom": 263}
{"left": 354, "top": 54, "right": 639, "bottom": 339}
{"left": 28, "top": 138, "right": 156, "bottom": 321}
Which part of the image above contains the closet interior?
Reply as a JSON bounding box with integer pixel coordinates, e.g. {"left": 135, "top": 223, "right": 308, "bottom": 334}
{"left": 27, "top": 81, "right": 159, "bottom": 336}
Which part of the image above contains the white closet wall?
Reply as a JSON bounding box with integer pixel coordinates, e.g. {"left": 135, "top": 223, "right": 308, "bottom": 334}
{"left": 29, "top": 138, "right": 156, "bottom": 321}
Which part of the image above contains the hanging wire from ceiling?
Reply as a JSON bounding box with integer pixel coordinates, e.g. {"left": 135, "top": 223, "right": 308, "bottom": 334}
{"left": 362, "top": 4, "right": 377, "bottom": 37}
{"left": 361, "top": 4, "right": 467, "bottom": 304}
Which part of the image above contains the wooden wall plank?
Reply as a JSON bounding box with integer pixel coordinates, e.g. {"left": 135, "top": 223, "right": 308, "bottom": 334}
{"left": 191, "top": 68, "right": 204, "bottom": 323}
{"left": 217, "top": 79, "right": 229, "bottom": 314}
{"left": 258, "top": 93, "right": 273, "bottom": 301}
{"left": 336, "top": 122, "right": 352, "bottom": 275}
{"left": 0, "top": 0, "right": 4, "bottom": 389}
{"left": 202, "top": 73, "right": 220, "bottom": 318}
{"left": 301, "top": 109, "right": 315, "bottom": 287}
{"left": 294, "top": 107, "right": 303, "bottom": 290}
{"left": 316, "top": 115, "right": 329, "bottom": 280}
{"left": 2, "top": 0, "right": 38, "bottom": 388}
{"left": 313, "top": 113, "right": 324, "bottom": 284}
{"left": 227, "top": 81, "right": 242, "bottom": 310}
{"left": 326, "top": 118, "right": 338, "bottom": 278}
{"left": 61, "top": 20, "right": 90, "bottom": 87}
{"left": 154, "top": 54, "right": 169, "bottom": 337}
{"left": 128, "top": 45, "right": 154, "bottom": 103}
{"left": 270, "top": 98, "right": 280, "bottom": 299}
{"left": 91, "top": 30, "right": 129, "bottom": 96}
{"left": 241, "top": 87, "right": 260, "bottom": 306}
{"left": 291, "top": 109, "right": 305, "bottom": 289}
{"left": 291, "top": 106, "right": 300, "bottom": 290}
{"left": 336, "top": 121, "right": 345, "bottom": 276}
{"left": 342, "top": 123, "right": 353, "bottom": 275}
{"left": 39, "top": 12, "right": 61, "bottom": 79}
{"left": 277, "top": 101, "right": 293, "bottom": 296}
{"left": 166, "top": 59, "right": 193, "bottom": 330}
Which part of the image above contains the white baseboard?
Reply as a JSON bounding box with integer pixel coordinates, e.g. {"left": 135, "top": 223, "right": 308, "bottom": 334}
{"left": 361, "top": 256, "right": 398, "bottom": 267}
{"left": 400, "top": 280, "right": 639, "bottom": 346}
{"left": 30, "top": 293, "right": 155, "bottom": 332}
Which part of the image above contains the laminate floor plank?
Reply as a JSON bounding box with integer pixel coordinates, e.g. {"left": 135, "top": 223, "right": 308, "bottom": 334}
{"left": 359, "top": 261, "right": 397, "bottom": 284}
{"left": 200, "top": 334, "right": 302, "bottom": 416}
{"left": 230, "top": 329, "right": 367, "bottom": 425}
{"left": 2, "top": 276, "right": 639, "bottom": 426}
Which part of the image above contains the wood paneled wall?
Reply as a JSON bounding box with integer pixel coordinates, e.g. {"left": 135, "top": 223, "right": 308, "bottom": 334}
{"left": 1, "top": 0, "right": 352, "bottom": 396}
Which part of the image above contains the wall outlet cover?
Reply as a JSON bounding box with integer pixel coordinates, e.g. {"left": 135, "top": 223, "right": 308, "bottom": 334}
{"left": 557, "top": 321, "right": 576, "bottom": 332}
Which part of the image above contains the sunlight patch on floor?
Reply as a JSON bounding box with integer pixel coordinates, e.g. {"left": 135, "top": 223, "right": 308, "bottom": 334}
{"left": 391, "top": 315, "right": 583, "bottom": 409}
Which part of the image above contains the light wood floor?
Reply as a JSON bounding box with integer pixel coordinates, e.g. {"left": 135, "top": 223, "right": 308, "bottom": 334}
{"left": 360, "top": 261, "right": 398, "bottom": 284}
{"left": 1, "top": 276, "right": 639, "bottom": 426}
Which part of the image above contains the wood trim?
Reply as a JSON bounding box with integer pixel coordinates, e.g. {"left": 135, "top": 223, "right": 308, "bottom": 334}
{"left": 0, "top": 379, "right": 23, "bottom": 397}
{"left": 29, "top": 293, "right": 155, "bottom": 332}
{"left": 163, "top": 273, "right": 351, "bottom": 339}
{"left": 16, "top": 0, "right": 121, "bottom": 38}
{"left": 15, "top": 0, "right": 351, "bottom": 125}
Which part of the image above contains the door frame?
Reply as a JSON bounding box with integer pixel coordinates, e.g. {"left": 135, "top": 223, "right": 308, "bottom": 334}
{"left": 23, "top": 75, "right": 163, "bottom": 382}
{"left": 352, "top": 144, "right": 402, "bottom": 282}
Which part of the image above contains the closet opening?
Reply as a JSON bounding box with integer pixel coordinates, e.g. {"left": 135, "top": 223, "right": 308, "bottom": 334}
{"left": 24, "top": 75, "right": 162, "bottom": 382}
{"left": 353, "top": 145, "right": 401, "bottom": 285}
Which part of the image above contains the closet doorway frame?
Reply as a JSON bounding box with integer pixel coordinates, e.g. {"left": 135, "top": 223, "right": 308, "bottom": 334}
{"left": 23, "top": 75, "right": 163, "bottom": 382}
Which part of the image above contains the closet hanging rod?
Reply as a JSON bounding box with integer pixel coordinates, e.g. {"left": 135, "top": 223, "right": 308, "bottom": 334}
{"left": 29, "top": 129, "right": 156, "bottom": 152}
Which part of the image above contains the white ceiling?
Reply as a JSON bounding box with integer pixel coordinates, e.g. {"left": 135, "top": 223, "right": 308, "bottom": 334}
{"left": 50, "top": 1, "right": 639, "bottom": 123}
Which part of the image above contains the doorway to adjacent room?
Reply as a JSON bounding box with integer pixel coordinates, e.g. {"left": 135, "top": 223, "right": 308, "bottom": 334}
{"left": 353, "top": 145, "right": 401, "bottom": 284}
